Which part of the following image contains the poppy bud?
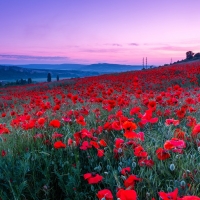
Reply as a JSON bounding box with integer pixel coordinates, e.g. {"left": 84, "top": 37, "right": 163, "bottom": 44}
{"left": 132, "top": 162, "right": 136, "bottom": 168}
{"left": 180, "top": 180, "right": 186, "bottom": 187}
{"left": 170, "top": 163, "right": 175, "bottom": 171}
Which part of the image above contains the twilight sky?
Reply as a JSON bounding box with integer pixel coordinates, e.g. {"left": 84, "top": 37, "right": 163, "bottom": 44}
{"left": 0, "top": 0, "right": 200, "bottom": 65}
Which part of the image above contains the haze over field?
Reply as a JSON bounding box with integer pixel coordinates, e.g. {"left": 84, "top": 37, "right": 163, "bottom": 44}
{"left": 0, "top": 0, "right": 200, "bottom": 67}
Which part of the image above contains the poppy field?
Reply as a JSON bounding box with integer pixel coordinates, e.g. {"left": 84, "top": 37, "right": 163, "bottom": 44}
{"left": 0, "top": 61, "right": 200, "bottom": 200}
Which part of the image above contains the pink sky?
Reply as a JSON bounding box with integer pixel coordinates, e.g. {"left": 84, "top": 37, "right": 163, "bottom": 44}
{"left": 0, "top": 0, "right": 200, "bottom": 65}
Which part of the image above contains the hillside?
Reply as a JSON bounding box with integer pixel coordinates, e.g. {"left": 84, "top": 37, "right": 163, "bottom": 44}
{"left": 0, "top": 65, "right": 100, "bottom": 80}
{"left": 17, "top": 63, "right": 142, "bottom": 72}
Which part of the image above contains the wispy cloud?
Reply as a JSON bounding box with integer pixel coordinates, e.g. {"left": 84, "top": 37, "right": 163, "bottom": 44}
{"left": 104, "top": 43, "right": 122, "bottom": 47}
{"left": 80, "top": 48, "right": 121, "bottom": 53}
{"left": 129, "top": 43, "right": 139, "bottom": 46}
{"left": 0, "top": 54, "right": 69, "bottom": 61}
{"left": 151, "top": 45, "right": 200, "bottom": 52}
{"left": 112, "top": 43, "right": 122, "bottom": 47}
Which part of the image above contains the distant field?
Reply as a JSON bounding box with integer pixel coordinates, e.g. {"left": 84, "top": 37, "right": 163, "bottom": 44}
{"left": 0, "top": 61, "right": 200, "bottom": 199}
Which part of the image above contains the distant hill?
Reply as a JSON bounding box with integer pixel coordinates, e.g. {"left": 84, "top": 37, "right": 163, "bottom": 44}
{"left": 0, "top": 65, "right": 99, "bottom": 81}
{"left": 0, "top": 63, "right": 143, "bottom": 82}
{"left": 17, "top": 63, "right": 142, "bottom": 72}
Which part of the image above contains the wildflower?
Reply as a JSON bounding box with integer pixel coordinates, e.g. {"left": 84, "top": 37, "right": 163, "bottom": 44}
{"left": 0, "top": 124, "right": 10, "bottom": 134}
{"left": 174, "top": 129, "right": 186, "bottom": 140}
{"left": 192, "top": 123, "right": 200, "bottom": 138}
{"left": 138, "top": 158, "right": 154, "bottom": 167}
{"left": 130, "top": 107, "right": 141, "bottom": 115}
{"left": 164, "top": 138, "right": 186, "bottom": 151}
{"left": 120, "top": 167, "right": 131, "bottom": 175}
{"left": 54, "top": 141, "right": 66, "bottom": 149}
{"left": 116, "top": 189, "right": 137, "bottom": 200}
{"left": 37, "top": 117, "right": 45, "bottom": 125}
{"left": 52, "top": 132, "right": 63, "bottom": 139}
{"left": 49, "top": 119, "right": 61, "bottom": 128}
{"left": 134, "top": 145, "right": 148, "bottom": 158}
{"left": 158, "top": 188, "right": 178, "bottom": 200}
{"left": 156, "top": 148, "right": 170, "bottom": 160}
{"left": 83, "top": 172, "right": 103, "bottom": 184}
{"left": 124, "top": 130, "right": 144, "bottom": 141}
{"left": 1, "top": 150, "right": 6, "bottom": 157}
{"left": 122, "top": 121, "right": 137, "bottom": 133}
{"left": 178, "top": 196, "right": 200, "bottom": 200}
{"left": 80, "top": 141, "right": 92, "bottom": 150}
{"left": 141, "top": 109, "right": 158, "bottom": 125}
{"left": 96, "top": 189, "right": 113, "bottom": 200}
{"left": 165, "top": 118, "right": 180, "bottom": 126}
{"left": 97, "top": 149, "right": 104, "bottom": 157}
{"left": 76, "top": 116, "right": 86, "bottom": 126}
{"left": 99, "top": 139, "right": 107, "bottom": 147}
{"left": 124, "top": 174, "right": 142, "bottom": 189}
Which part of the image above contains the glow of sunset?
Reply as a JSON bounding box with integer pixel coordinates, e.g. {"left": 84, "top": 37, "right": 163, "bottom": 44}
{"left": 0, "top": 0, "right": 200, "bottom": 65}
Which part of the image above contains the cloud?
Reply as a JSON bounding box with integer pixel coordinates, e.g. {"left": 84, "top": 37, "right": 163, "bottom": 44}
{"left": 80, "top": 48, "right": 121, "bottom": 53}
{"left": 104, "top": 43, "right": 122, "bottom": 47}
{"left": 0, "top": 54, "right": 69, "bottom": 61}
{"left": 151, "top": 45, "right": 200, "bottom": 52}
{"left": 112, "top": 43, "right": 122, "bottom": 47}
{"left": 129, "top": 43, "right": 139, "bottom": 46}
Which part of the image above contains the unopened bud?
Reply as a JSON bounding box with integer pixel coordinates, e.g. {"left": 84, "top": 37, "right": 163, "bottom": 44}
{"left": 180, "top": 180, "right": 186, "bottom": 187}
{"left": 132, "top": 162, "right": 136, "bottom": 168}
{"left": 167, "top": 187, "right": 172, "bottom": 192}
{"left": 170, "top": 163, "right": 175, "bottom": 171}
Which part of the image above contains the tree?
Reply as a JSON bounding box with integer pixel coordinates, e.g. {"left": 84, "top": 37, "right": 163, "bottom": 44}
{"left": 28, "top": 78, "right": 32, "bottom": 84}
{"left": 47, "top": 73, "right": 51, "bottom": 82}
{"left": 57, "top": 75, "right": 59, "bottom": 81}
{"left": 194, "top": 53, "right": 200, "bottom": 59}
{"left": 186, "top": 51, "right": 194, "bottom": 60}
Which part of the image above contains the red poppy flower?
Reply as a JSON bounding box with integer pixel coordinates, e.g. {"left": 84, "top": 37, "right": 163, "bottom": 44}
{"left": 141, "top": 109, "right": 158, "bottom": 124}
{"left": 99, "top": 139, "right": 107, "bottom": 147}
{"left": 116, "top": 189, "right": 137, "bottom": 200}
{"left": 83, "top": 172, "right": 103, "bottom": 184}
{"left": 90, "top": 141, "right": 100, "bottom": 149}
{"left": 130, "top": 107, "right": 141, "bottom": 115}
{"left": 80, "top": 141, "right": 92, "bottom": 150}
{"left": 37, "top": 117, "right": 46, "bottom": 125}
{"left": 97, "top": 149, "right": 104, "bottom": 157}
{"left": 134, "top": 145, "right": 148, "bottom": 158}
{"left": 0, "top": 124, "right": 10, "bottom": 134}
{"left": 124, "top": 174, "right": 142, "bottom": 189}
{"left": 115, "top": 138, "right": 124, "bottom": 149}
{"left": 156, "top": 148, "right": 170, "bottom": 160}
{"left": 112, "top": 121, "right": 122, "bottom": 131}
{"left": 122, "top": 121, "right": 137, "bottom": 132}
{"left": 124, "top": 131, "right": 144, "bottom": 141}
{"left": 148, "top": 101, "right": 157, "bottom": 111}
{"left": 164, "top": 138, "right": 186, "bottom": 150}
{"left": 54, "top": 141, "right": 66, "bottom": 149}
{"left": 1, "top": 150, "right": 6, "bottom": 157}
{"left": 49, "top": 119, "right": 61, "bottom": 128}
{"left": 52, "top": 132, "right": 63, "bottom": 139}
{"left": 76, "top": 116, "right": 86, "bottom": 126}
{"left": 96, "top": 189, "right": 113, "bottom": 200}
{"left": 173, "top": 129, "right": 186, "bottom": 140}
{"left": 158, "top": 188, "right": 178, "bottom": 200}
{"left": 138, "top": 158, "right": 154, "bottom": 167}
{"left": 165, "top": 118, "right": 179, "bottom": 126}
{"left": 1, "top": 113, "right": 6, "bottom": 117}
{"left": 120, "top": 167, "right": 131, "bottom": 175}
{"left": 178, "top": 196, "right": 200, "bottom": 200}
{"left": 67, "top": 138, "right": 73, "bottom": 146}
{"left": 192, "top": 123, "right": 200, "bottom": 138}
